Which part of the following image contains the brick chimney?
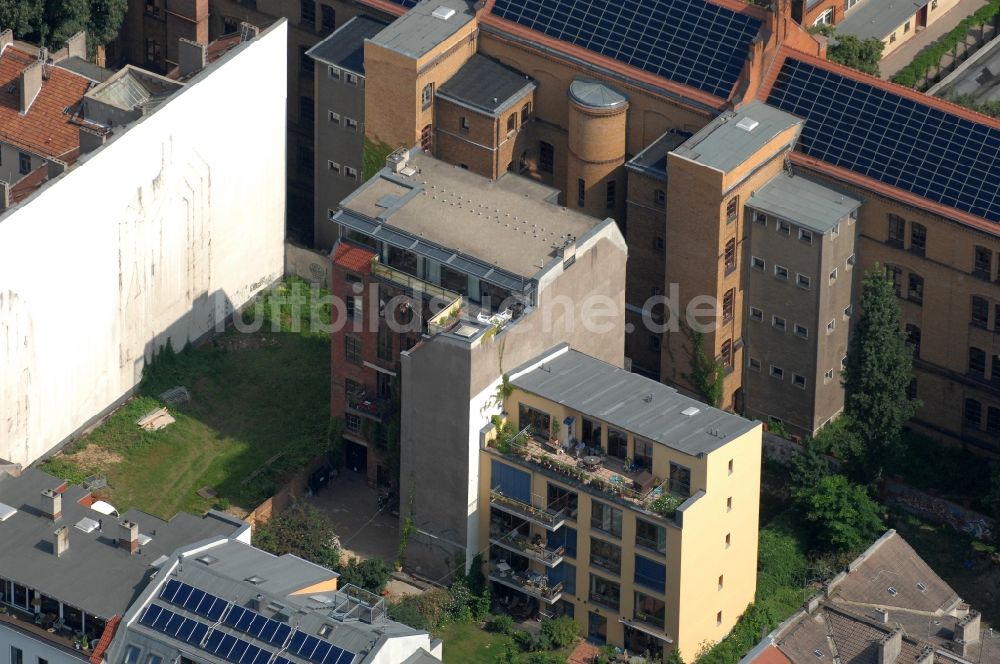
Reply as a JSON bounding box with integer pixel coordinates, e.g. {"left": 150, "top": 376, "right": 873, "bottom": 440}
{"left": 53, "top": 525, "right": 69, "bottom": 557}
{"left": 956, "top": 610, "right": 980, "bottom": 644}
{"left": 178, "top": 38, "right": 207, "bottom": 78}
{"left": 916, "top": 646, "right": 934, "bottom": 664}
{"left": 41, "top": 488, "right": 62, "bottom": 521}
{"left": 878, "top": 629, "right": 903, "bottom": 664}
{"left": 19, "top": 60, "right": 43, "bottom": 113}
{"left": 119, "top": 520, "right": 139, "bottom": 553}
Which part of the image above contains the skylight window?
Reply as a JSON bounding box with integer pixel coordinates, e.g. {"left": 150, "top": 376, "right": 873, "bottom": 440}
{"left": 246, "top": 575, "right": 266, "bottom": 584}
{"left": 916, "top": 582, "right": 926, "bottom": 592}
{"left": 196, "top": 554, "right": 218, "bottom": 565}
{"left": 0, "top": 502, "right": 17, "bottom": 522}
{"left": 75, "top": 517, "right": 100, "bottom": 533}
{"left": 887, "top": 586, "right": 898, "bottom": 596}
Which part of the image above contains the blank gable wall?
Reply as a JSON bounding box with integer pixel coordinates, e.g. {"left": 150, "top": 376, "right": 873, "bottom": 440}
{"left": 0, "top": 21, "right": 287, "bottom": 466}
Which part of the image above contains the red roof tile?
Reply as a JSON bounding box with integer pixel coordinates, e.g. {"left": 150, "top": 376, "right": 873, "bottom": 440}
{"left": 750, "top": 645, "right": 794, "bottom": 664}
{"left": 332, "top": 242, "right": 377, "bottom": 273}
{"left": 0, "top": 47, "right": 90, "bottom": 160}
{"left": 89, "top": 614, "right": 120, "bottom": 664}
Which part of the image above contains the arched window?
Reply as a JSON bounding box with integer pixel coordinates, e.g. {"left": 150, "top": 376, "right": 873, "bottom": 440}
{"left": 964, "top": 399, "right": 982, "bottom": 427}
{"left": 971, "top": 296, "right": 989, "bottom": 327}
{"left": 909, "top": 222, "right": 926, "bottom": 256}
{"left": 720, "top": 339, "right": 733, "bottom": 367}
{"left": 969, "top": 347, "right": 986, "bottom": 377}
{"left": 420, "top": 124, "right": 433, "bottom": 153}
{"left": 722, "top": 288, "right": 735, "bottom": 321}
{"left": 724, "top": 239, "right": 736, "bottom": 273}
{"left": 907, "top": 273, "right": 924, "bottom": 304}
{"left": 887, "top": 214, "right": 905, "bottom": 246}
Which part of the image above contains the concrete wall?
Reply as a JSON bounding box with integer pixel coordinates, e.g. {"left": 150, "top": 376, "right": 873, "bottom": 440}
{"left": 0, "top": 145, "right": 45, "bottom": 188}
{"left": 285, "top": 241, "right": 331, "bottom": 288}
{"left": 0, "top": 22, "right": 287, "bottom": 466}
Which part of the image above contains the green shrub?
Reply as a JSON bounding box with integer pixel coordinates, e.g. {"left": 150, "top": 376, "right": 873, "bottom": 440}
{"left": 387, "top": 599, "right": 428, "bottom": 630}
{"left": 487, "top": 614, "right": 514, "bottom": 635}
{"left": 522, "top": 652, "right": 567, "bottom": 664}
{"left": 337, "top": 557, "right": 392, "bottom": 595}
{"left": 539, "top": 616, "right": 579, "bottom": 649}
{"left": 513, "top": 630, "right": 534, "bottom": 650}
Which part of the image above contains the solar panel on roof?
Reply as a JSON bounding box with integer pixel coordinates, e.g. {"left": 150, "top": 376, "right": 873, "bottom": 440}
{"left": 159, "top": 580, "right": 230, "bottom": 622}
{"left": 286, "top": 630, "right": 354, "bottom": 664}
{"left": 490, "top": 0, "right": 761, "bottom": 98}
{"left": 766, "top": 58, "right": 1000, "bottom": 223}
{"left": 223, "top": 605, "right": 293, "bottom": 648}
{"left": 138, "top": 604, "right": 210, "bottom": 647}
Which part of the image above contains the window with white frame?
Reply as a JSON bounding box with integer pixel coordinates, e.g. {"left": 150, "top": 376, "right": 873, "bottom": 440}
{"left": 770, "top": 365, "right": 784, "bottom": 379}
{"left": 772, "top": 315, "right": 786, "bottom": 331}
{"left": 847, "top": 253, "right": 856, "bottom": 268}
{"left": 794, "top": 324, "right": 808, "bottom": 338}
{"left": 328, "top": 110, "right": 340, "bottom": 124}
{"left": 751, "top": 256, "right": 765, "bottom": 271}
{"left": 777, "top": 220, "right": 791, "bottom": 235}
{"left": 830, "top": 267, "right": 838, "bottom": 283}
{"left": 775, "top": 264, "right": 788, "bottom": 280}
{"left": 328, "top": 65, "right": 340, "bottom": 79}
{"left": 813, "top": 8, "right": 833, "bottom": 25}
{"left": 748, "top": 357, "right": 761, "bottom": 371}
{"left": 792, "top": 374, "right": 807, "bottom": 389}
{"left": 344, "top": 166, "right": 358, "bottom": 179}
{"left": 749, "top": 307, "right": 763, "bottom": 322}
{"left": 827, "top": 319, "right": 836, "bottom": 334}
{"left": 328, "top": 160, "right": 340, "bottom": 172}
{"left": 799, "top": 228, "right": 813, "bottom": 244}
{"left": 797, "top": 273, "right": 811, "bottom": 289}
{"left": 825, "top": 368, "right": 835, "bottom": 383}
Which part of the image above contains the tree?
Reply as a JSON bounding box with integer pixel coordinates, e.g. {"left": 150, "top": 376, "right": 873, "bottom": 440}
{"left": 803, "top": 474, "right": 884, "bottom": 552}
{"left": 842, "top": 266, "right": 919, "bottom": 483}
{"left": 685, "top": 328, "right": 725, "bottom": 407}
{"left": 0, "top": 0, "right": 126, "bottom": 52}
{"left": 0, "top": 0, "right": 45, "bottom": 39}
{"left": 789, "top": 437, "right": 830, "bottom": 500}
{"left": 827, "top": 34, "right": 884, "bottom": 76}
{"left": 86, "top": 0, "right": 126, "bottom": 50}
{"left": 666, "top": 649, "right": 685, "bottom": 664}
{"left": 252, "top": 503, "right": 341, "bottom": 570}
{"left": 337, "top": 557, "right": 392, "bottom": 594}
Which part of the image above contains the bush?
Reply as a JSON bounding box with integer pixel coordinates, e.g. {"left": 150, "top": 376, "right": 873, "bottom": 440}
{"left": 539, "top": 616, "right": 579, "bottom": 649}
{"left": 337, "top": 557, "right": 391, "bottom": 595}
{"left": 802, "top": 475, "right": 885, "bottom": 552}
{"left": 513, "top": 630, "right": 534, "bottom": 650}
{"left": 252, "top": 503, "right": 341, "bottom": 571}
{"left": 387, "top": 599, "right": 428, "bottom": 630}
{"left": 487, "top": 614, "right": 514, "bottom": 635}
{"left": 398, "top": 587, "right": 451, "bottom": 629}
{"left": 523, "top": 651, "right": 567, "bottom": 664}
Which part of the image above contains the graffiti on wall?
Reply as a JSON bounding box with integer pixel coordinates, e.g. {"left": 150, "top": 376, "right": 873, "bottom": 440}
{"left": 884, "top": 480, "right": 995, "bottom": 541}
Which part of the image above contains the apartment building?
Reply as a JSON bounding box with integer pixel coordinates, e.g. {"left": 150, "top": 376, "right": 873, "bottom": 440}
{"left": 327, "top": 149, "right": 628, "bottom": 575}
{"left": 0, "top": 467, "right": 246, "bottom": 664}
{"left": 480, "top": 346, "right": 762, "bottom": 661}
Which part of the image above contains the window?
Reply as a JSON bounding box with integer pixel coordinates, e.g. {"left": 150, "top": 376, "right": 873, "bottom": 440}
{"left": 969, "top": 347, "right": 986, "bottom": 377}
{"left": 813, "top": 7, "right": 833, "bottom": 25}
{"left": 832, "top": 222, "right": 841, "bottom": 235}
{"left": 887, "top": 214, "right": 905, "bottom": 246}
{"left": 717, "top": 611, "right": 724, "bottom": 626}
{"left": 724, "top": 239, "right": 736, "bottom": 273}
{"left": 721, "top": 339, "right": 733, "bottom": 367}
{"left": 988, "top": 407, "right": 1000, "bottom": 434}
{"left": 654, "top": 236, "right": 665, "bottom": 251}
{"left": 147, "top": 655, "right": 163, "bottom": 664}
{"left": 887, "top": 265, "right": 902, "bottom": 297}
{"left": 904, "top": 20, "right": 911, "bottom": 32}
{"left": 718, "top": 574, "right": 724, "bottom": 590}
{"left": 774, "top": 265, "right": 788, "bottom": 280}
{"left": 301, "top": 0, "right": 316, "bottom": 27}
{"left": 590, "top": 537, "right": 622, "bottom": 574}
{"left": 994, "top": 355, "right": 1000, "bottom": 382}
{"left": 847, "top": 253, "right": 856, "bottom": 269}
{"left": 753, "top": 211, "right": 767, "bottom": 225}
{"left": 890, "top": 31, "right": 897, "bottom": 43}
{"left": 606, "top": 180, "right": 616, "bottom": 209}
{"left": 345, "top": 117, "right": 358, "bottom": 131}
{"left": 345, "top": 413, "right": 361, "bottom": 431}
{"left": 846, "top": 0, "right": 861, "bottom": 8}
{"left": 634, "top": 555, "right": 666, "bottom": 593}
{"left": 751, "top": 256, "right": 765, "bottom": 271}
{"left": 964, "top": 399, "right": 982, "bottom": 427}
{"left": 506, "top": 113, "right": 517, "bottom": 133}
{"left": 974, "top": 247, "right": 992, "bottom": 280}
{"left": 799, "top": 228, "right": 813, "bottom": 244}
{"left": 772, "top": 315, "right": 786, "bottom": 331}
{"left": 910, "top": 223, "right": 926, "bottom": 256}
{"left": 636, "top": 519, "right": 666, "bottom": 553}
{"left": 539, "top": 141, "right": 554, "bottom": 173}
{"left": 827, "top": 319, "right": 836, "bottom": 334}
{"left": 654, "top": 189, "right": 665, "bottom": 206}
{"left": 518, "top": 403, "right": 551, "bottom": 440}
{"left": 830, "top": 268, "right": 838, "bottom": 283}
{"left": 344, "top": 166, "right": 358, "bottom": 179}
{"left": 145, "top": 38, "right": 161, "bottom": 64}
{"left": 300, "top": 96, "right": 314, "bottom": 124}
{"left": 726, "top": 496, "right": 732, "bottom": 510}
{"left": 770, "top": 365, "right": 784, "bottom": 379}
{"left": 971, "top": 296, "right": 989, "bottom": 328}
{"left": 725, "top": 196, "right": 739, "bottom": 222}
{"left": 421, "top": 83, "right": 433, "bottom": 110}
{"left": 906, "top": 324, "right": 921, "bottom": 358}
{"left": 10, "top": 648, "right": 23, "bottom": 664}
{"left": 329, "top": 66, "right": 341, "bottom": 81}
{"left": 300, "top": 46, "right": 313, "bottom": 75}
{"left": 792, "top": 373, "right": 807, "bottom": 389}
{"left": 908, "top": 274, "right": 924, "bottom": 304}
{"left": 748, "top": 357, "right": 761, "bottom": 372}
{"left": 345, "top": 335, "right": 361, "bottom": 363}
{"left": 345, "top": 72, "right": 358, "bottom": 85}
{"left": 18, "top": 152, "right": 30, "bottom": 175}
{"left": 607, "top": 428, "right": 628, "bottom": 459}
{"left": 145, "top": 0, "right": 160, "bottom": 15}
{"left": 320, "top": 4, "right": 336, "bottom": 33}
{"left": 634, "top": 439, "right": 653, "bottom": 470}
{"left": 589, "top": 574, "right": 620, "bottom": 610}
{"left": 328, "top": 110, "right": 340, "bottom": 124}
{"left": 520, "top": 103, "right": 531, "bottom": 123}
{"left": 794, "top": 323, "right": 808, "bottom": 338}
{"left": 591, "top": 501, "right": 623, "bottom": 537}
{"left": 728, "top": 459, "right": 733, "bottom": 474}
{"left": 725, "top": 532, "right": 731, "bottom": 547}
{"left": 222, "top": 16, "right": 238, "bottom": 34}
{"left": 825, "top": 368, "right": 835, "bottom": 382}
{"left": 797, "top": 273, "right": 811, "bottom": 289}
{"left": 669, "top": 463, "right": 691, "bottom": 497}
{"left": 327, "top": 160, "right": 340, "bottom": 173}
{"left": 634, "top": 592, "right": 665, "bottom": 629}
{"left": 577, "top": 179, "right": 586, "bottom": 206}
{"left": 377, "top": 323, "right": 393, "bottom": 361}
{"left": 722, "top": 289, "right": 734, "bottom": 321}
{"left": 749, "top": 307, "right": 763, "bottom": 322}
{"left": 777, "top": 220, "right": 791, "bottom": 235}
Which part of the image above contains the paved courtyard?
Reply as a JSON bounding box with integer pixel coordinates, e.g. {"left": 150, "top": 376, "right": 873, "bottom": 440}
{"left": 309, "top": 469, "right": 400, "bottom": 564}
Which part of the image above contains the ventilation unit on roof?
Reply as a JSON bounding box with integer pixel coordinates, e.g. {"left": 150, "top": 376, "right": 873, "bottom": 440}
{"left": 735, "top": 117, "right": 759, "bottom": 132}
{"left": 681, "top": 406, "right": 700, "bottom": 416}
{"left": 432, "top": 6, "right": 456, "bottom": 20}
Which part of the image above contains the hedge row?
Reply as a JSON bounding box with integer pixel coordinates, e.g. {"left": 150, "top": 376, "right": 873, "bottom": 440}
{"left": 891, "top": 0, "right": 1000, "bottom": 88}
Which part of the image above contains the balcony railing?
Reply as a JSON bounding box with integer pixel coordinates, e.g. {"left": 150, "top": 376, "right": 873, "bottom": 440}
{"left": 346, "top": 392, "right": 395, "bottom": 419}
{"left": 489, "top": 490, "right": 566, "bottom": 530}
{"left": 489, "top": 530, "right": 565, "bottom": 567}
{"left": 370, "top": 260, "right": 460, "bottom": 304}
{"left": 488, "top": 565, "right": 564, "bottom": 604}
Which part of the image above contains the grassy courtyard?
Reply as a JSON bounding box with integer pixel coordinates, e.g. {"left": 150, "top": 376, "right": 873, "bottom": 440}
{"left": 41, "top": 280, "right": 332, "bottom": 519}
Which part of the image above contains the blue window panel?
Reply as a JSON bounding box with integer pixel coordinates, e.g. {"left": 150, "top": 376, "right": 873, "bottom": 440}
{"left": 634, "top": 555, "right": 666, "bottom": 593}
{"left": 164, "top": 613, "right": 185, "bottom": 636}
{"left": 176, "top": 619, "right": 195, "bottom": 641}
{"left": 174, "top": 583, "right": 193, "bottom": 606}
{"left": 228, "top": 639, "right": 249, "bottom": 662}
{"left": 549, "top": 526, "right": 577, "bottom": 558}
{"left": 236, "top": 610, "right": 255, "bottom": 631}
{"left": 491, "top": 460, "right": 531, "bottom": 504}
{"left": 332, "top": 650, "right": 356, "bottom": 664}
{"left": 184, "top": 588, "right": 206, "bottom": 613}
{"left": 204, "top": 597, "right": 227, "bottom": 621}
{"left": 259, "top": 620, "right": 278, "bottom": 643}
{"left": 312, "top": 642, "right": 332, "bottom": 663}
{"left": 272, "top": 623, "right": 292, "bottom": 647}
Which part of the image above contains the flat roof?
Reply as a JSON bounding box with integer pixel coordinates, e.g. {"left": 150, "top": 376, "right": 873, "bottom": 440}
{"left": 436, "top": 54, "right": 535, "bottom": 116}
{"left": 837, "top": 0, "right": 915, "bottom": 41}
{"left": 56, "top": 56, "right": 114, "bottom": 82}
{"left": 931, "top": 34, "right": 1000, "bottom": 104}
{"left": 369, "top": 0, "right": 475, "bottom": 59}
{"left": 627, "top": 129, "right": 692, "bottom": 180}
{"left": 747, "top": 172, "right": 861, "bottom": 233}
{"left": 510, "top": 348, "right": 758, "bottom": 457}
{"left": 0, "top": 468, "right": 243, "bottom": 619}
{"left": 671, "top": 100, "right": 801, "bottom": 172}
{"left": 335, "top": 152, "right": 605, "bottom": 285}
{"left": 307, "top": 15, "right": 388, "bottom": 75}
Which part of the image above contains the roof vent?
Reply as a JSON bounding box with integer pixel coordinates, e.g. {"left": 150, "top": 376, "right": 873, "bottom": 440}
{"left": 75, "top": 517, "right": 100, "bottom": 533}
{"left": 196, "top": 554, "right": 219, "bottom": 565}
{"left": 735, "top": 117, "right": 759, "bottom": 132}
{"left": 245, "top": 575, "right": 266, "bottom": 584}
{"left": 813, "top": 651, "right": 824, "bottom": 659}
{"left": 887, "top": 586, "right": 898, "bottom": 596}
{"left": 916, "top": 582, "right": 926, "bottom": 592}
{"left": 643, "top": 393, "right": 653, "bottom": 403}
{"left": 0, "top": 502, "right": 17, "bottom": 521}
{"left": 432, "top": 6, "right": 456, "bottom": 19}
{"left": 681, "top": 406, "right": 700, "bottom": 416}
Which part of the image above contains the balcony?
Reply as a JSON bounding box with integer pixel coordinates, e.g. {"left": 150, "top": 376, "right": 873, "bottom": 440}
{"left": 489, "top": 530, "right": 565, "bottom": 568}
{"left": 488, "top": 563, "right": 564, "bottom": 604}
{"left": 371, "top": 260, "right": 460, "bottom": 304}
{"left": 489, "top": 490, "right": 566, "bottom": 530}
{"left": 346, "top": 391, "right": 395, "bottom": 420}
{"left": 487, "top": 436, "right": 686, "bottom": 522}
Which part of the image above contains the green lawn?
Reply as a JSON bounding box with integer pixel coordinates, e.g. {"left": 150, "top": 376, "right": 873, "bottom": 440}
{"left": 436, "top": 622, "right": 514, "bottom": 663}
{"left": 41, "top": 281, "right": 332, "bottom": 519}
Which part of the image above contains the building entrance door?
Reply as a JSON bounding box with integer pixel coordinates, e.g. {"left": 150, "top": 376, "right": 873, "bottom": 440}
{"left": 917, "top": 4, "right": 928, "bottom": 28}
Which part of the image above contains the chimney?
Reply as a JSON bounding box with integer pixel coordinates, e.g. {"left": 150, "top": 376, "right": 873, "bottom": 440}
{"left": 41, "top": 488, "right": 62, "bottom": 521}
{"left": 79, "top": 126, "right": 108, "bottom": 154}
{"left": 874, "top": 607, "right": 889, "bottom": 624}
{"left": 0, "top": 29, "right": 12, "bottom": 53}
{"left": 178, "top": 38, "right": 207, "bottom": 78}
{"left": 119, "top": 519, "right": 139, "bottom": 553}
{"left": 53, "top": 525, "right": 69, "bottom": 557}
{"left": 0, "top": 181, "right": 10, "bottom": 211}
{"left": 878, "top": 628, "right": 903, "bottom": 664}
{"left": 19, "top": 61, "right": 43, "bottom": 113}
{"left": 65, "top": 31, "right": 87, "bottom": 60}
{"left": 955, "top": 610, "right": 980, "bottom": 644}
{"left": 239, "top": 22, "right": 259, "bottom": 41}
{"left": 916, "top": 646, "right": 934, "bottom": 664}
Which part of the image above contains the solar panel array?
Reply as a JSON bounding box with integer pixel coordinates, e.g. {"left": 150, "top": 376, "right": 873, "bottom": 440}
{"left": 204, "top": 629, "right": 275, "bottom": 664}
{"left": 287, "top": 631, "right": 356, "bottom": 664}
{"left": 161, "top": 579, "right": 228, "bottom": 621}
{"left": 490, "top": 0, "right": 762, "bottom": 97}
{"left": 767, "top": 58, "right": 1000, "bottom": 223}
{"left": 224, "top": 605, "right": 293, "bottom": 647}
{"left": 139, "top": 604, "right": 209, "bottom": 647}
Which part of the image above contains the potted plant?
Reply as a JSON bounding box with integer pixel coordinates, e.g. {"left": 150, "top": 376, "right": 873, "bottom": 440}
{"left": 549, "top": 420, "right": 561, "bottom": 450}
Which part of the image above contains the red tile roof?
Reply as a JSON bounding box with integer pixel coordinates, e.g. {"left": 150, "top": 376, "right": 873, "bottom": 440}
{"left": 332, "top": 242, "right": 377, "bottom": 273}
{"left": 750, "top": 645, "right": 794, "bottom": 664}
{"left": 89, "top": 614, "right": 120, "bottom": 664}
{"left": 0, "top": 46, "right": 90, "bottom": 160}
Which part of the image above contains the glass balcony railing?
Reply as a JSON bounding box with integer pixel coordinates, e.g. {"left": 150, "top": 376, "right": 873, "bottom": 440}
{"left": 489, "top": 490, "right": 566, "bottom": 530}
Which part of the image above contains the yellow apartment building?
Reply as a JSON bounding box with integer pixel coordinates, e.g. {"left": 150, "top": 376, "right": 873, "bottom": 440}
{"left": 477, "top": 345, "right": 762, "bottom": 661}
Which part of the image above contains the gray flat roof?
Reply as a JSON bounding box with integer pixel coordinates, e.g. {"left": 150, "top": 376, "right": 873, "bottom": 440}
{"left": 56, "top": 56, "right": 113, "bottom": 82}
{"left": 335, "top": 152, "right": 606, "bottom": 284}
{"left": 931, "top": 34, "right": 1000, "bottom": 104}
{"left": 436, "top": 54, "right": 535, "bottom": 117}
{"left": 307, "top": 15, "right": 388, "bottom": 75}
{"left": 369, "top": 0, "right": 475, "bottom": 59}
{"left": 747, "top": 172, "right": 862, "bottom": 233}
{"left": 510, "top": 348, "right": 758, "bottom": 457}
{"left": 627, "top": 129, "right": 692, "bottom": 180}
{"left": 671, "top": 100, "right": 801, "bottom": 173}
{"left": 837, "top": 0, "right": 916, "bottom": 41}
{"left": 0, "top": 468, "right": 243, "bottom": 619}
